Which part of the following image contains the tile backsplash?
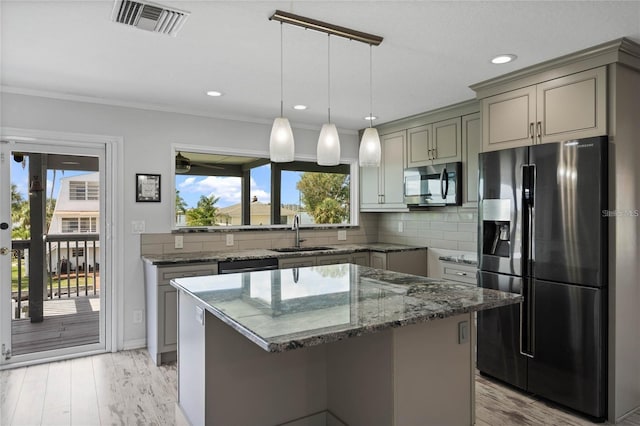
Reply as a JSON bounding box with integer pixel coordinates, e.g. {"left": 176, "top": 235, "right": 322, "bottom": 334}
{"left": 377, "top": 207, "right": 478, "bottom": 252}
{"left": 140, "top": 214, "right": 380, "bottom": 255}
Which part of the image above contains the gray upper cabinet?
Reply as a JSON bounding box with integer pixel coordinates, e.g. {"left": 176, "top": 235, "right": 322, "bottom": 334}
{"left": 360, "top": 130, "right": 407, "bottom": 211}
{"left": 407, "top": 117, "right": 461, "bottom": 167}
{"left": 481, "top": 66, "right": 607, "bottom": 152}
{"left": 462, "top": 112, "right": 481, "bottom": 206}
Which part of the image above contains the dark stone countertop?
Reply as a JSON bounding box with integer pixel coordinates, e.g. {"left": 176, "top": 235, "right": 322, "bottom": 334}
{"left": 170, "top": 263, "right": 521, "bottom": 353}
{"left": 142, "top": 243, "right": 427, "bottom": 266}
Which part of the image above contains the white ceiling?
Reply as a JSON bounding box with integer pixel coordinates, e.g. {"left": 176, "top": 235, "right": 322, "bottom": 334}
{"left": 2, "top": 1, "right": 639, "bottom": 132}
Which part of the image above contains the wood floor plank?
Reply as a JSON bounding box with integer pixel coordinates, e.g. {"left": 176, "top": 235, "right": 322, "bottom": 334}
{"left": 0, "top": 366, "right": 26, "bottom": 425}
{"left": 42, "top": 359, "right": 72, "bottom": 425}
{"left": 70, "top": 356, "right": 100, "bottom": 426}
{"left": 10, "top": 363, "right": 48, "bottom": 426}
{"left": 92, "top": 352, "right": 129, "bottom": 426}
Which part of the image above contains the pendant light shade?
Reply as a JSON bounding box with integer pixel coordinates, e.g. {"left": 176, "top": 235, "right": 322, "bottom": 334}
{"left": 317, "top": 123, "right": 341, "bottom": 165}
{"left": 359, "top": 127, "right": 381, "bottom": 167}
{"left": 270, "top": 22, "right": 294, "bottom": 163}
{"left": 317, "top": 35, "right": 340, "bottom": 166}
{"left": 270, "top": 117, "right": 295, "bottom": 162}
{"left": 360, "top": 44, "right": 381, "bottom": 167}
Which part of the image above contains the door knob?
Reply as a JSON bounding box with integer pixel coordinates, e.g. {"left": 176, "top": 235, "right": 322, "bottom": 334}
{"left": 0, "top": 247, "right": 9, "bottom": 256}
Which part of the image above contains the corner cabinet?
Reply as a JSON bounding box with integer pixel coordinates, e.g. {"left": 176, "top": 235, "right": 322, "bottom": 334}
{"left": 462, "top": 112, "right": 481, "bottom": 206}
{"left": 407, "top": 117, "right": 462, "bottom": 167}
{"left": 370, "top": 249, "right": 427, "bottom": 276}
{"left": 481, "top": 66, "right": 607, "bottom": 152}
{"left": 360, "top": 130, "right": 407, "bottom": 211}
{"left": 143, "top": 261, "right": 217, "bottom": 365}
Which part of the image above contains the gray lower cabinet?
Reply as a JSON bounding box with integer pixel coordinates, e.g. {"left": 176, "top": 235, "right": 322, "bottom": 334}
{"left": 370, "top": 249, "right": 427, "bottom": 276}
{"left": 278, "top": 257, "right": 317, "bottom": 268}
{"left": 143, "top": 261, "right": 217, "bottom": 365}
{"left": 279, "top": 253, "right": 371, "bottom": 269}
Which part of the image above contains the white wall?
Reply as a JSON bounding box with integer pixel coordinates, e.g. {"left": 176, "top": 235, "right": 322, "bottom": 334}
{"left": 1, "top": 92, "right": 360, "bottom": 348}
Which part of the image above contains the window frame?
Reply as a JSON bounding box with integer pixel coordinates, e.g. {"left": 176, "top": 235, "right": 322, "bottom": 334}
{"left": 171, "top": 144, "right": 359, "bottom": 230}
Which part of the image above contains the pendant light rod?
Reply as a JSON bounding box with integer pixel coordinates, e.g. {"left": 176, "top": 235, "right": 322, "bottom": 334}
{"left": 279, "top": 22, "right": 284, "bottom": 117}
{"left": 327, "top": 34, "right": 331, "bottom": 123}
{"left": 368, "top": 44, "right": 373, "bottom": 128}
{"left": 269, "top": 10, "right": 383, "bottom": 46}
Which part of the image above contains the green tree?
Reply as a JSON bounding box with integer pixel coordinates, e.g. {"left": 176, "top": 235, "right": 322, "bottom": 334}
{"left": 296, "top": 172, "right": 349, "bottom": 224}
{"left": 176, "top": 190, "right": 188, "bottom": 214}
{"left": 11, "top": 184, "right": 30, "bottom": 239}
{"left": 185, "top": 195, "right": 228, "bottom": 226}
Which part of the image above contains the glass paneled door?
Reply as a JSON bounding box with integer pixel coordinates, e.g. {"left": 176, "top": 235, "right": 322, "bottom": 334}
{"left": 1, "top": 138, "right": 109, "bottom": 366}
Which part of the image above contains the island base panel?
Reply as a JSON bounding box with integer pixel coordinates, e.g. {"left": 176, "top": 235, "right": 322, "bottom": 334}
{"left": 327, "top": 313, "right": 474, "bottom": 426}
{"left": 204, "top": 312, "right": 328, "bottom": 426}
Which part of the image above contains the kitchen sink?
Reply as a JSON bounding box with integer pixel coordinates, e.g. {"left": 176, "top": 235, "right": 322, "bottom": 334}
{"left": 271, "top": 246, "right": 333, "bottom": 253}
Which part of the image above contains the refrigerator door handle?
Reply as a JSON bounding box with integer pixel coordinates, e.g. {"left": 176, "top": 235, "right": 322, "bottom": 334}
{"left": 519, "top": 279, "right": 534, "bottom": 358}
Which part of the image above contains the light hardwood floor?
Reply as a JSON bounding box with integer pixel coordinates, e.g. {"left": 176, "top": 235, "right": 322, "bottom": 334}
{"left": 2, "top": 349, "right": 640, "bottom": 425}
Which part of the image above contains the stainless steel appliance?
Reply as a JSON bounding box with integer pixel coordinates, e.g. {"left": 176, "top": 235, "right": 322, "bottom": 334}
{"left": 477, "top": 136, "right": 608, "bottom": 420}
{"left": 404, "top": 162, "right": 462, "bottom": 206}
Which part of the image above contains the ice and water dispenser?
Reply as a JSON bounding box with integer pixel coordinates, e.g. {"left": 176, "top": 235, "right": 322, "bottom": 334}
{"left": 481, "top": 199, "right": 512, "bottom": 258}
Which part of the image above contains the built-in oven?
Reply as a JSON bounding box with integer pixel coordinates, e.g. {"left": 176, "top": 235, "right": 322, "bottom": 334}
{"left": 404, "top": 162, "right": 462, "bottom": 207}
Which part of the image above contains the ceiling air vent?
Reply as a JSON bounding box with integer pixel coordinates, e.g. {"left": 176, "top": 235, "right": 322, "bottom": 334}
{"left": 111, "top": 0, "right": 189, "bottom": 36}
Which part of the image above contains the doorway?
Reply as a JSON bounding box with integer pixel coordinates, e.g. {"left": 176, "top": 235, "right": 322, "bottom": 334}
{"left": 1, "top": 136, "right": 114, "bottom": 366}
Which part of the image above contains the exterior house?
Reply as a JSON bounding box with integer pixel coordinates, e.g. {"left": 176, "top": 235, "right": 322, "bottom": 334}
{"left": 218, "top": 200, "right": 298, "bottom": 226}
{"left": 47, "top": 172, "right": 100, "bottom": 274}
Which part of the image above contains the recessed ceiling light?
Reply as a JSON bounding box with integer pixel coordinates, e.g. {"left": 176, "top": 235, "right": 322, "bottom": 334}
{"left": 364, "top": 115, "right": 377, "bottom": 121}
{"left": 491, "top": 54, "right": 517, "bottom": 64}
{"left": 293, "top": 105, "right": 307, "bottom": 110}
{"left": 206, "top": 90, "right": 223, "bottom": 97}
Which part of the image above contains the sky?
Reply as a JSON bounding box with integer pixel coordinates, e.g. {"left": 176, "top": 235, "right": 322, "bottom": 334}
{"left": 10, "top": 157, "right": 90, "bottom": 201}
{"left": 176, "top": 164, "right": 304, "bottom": 208}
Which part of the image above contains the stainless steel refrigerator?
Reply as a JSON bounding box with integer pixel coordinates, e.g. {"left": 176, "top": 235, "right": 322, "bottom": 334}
{"left": 477, "top": 136, "right": 608, "bottom": 420}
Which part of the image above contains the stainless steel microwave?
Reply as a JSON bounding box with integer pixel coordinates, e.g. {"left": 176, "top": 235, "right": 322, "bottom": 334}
{"left": 404, "top": 162, "right": 462, "bottom": 207}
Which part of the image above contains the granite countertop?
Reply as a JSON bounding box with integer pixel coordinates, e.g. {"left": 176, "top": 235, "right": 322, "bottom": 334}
{"left": 170, "top": 264, "right": 521, "bottom": 353}
{"left": 142, "top": 243, "right": 426, "bottom": 265}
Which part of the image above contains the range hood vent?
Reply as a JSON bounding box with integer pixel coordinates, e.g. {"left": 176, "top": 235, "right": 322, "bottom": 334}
{"left": 111, "top": 0, "right": 189, "bottom": 36}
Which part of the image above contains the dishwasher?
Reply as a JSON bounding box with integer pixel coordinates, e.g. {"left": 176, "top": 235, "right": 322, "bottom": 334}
{"left": 217, "top": 257, "right": 279, "bottom": 274}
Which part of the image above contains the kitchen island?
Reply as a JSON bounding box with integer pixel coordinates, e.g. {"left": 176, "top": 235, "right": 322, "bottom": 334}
{"left": 170, "top": 264, "right": 521, "bottom": 426}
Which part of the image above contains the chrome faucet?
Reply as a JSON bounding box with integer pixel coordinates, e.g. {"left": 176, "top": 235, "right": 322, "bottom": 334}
{"left": 292, "top": 214, "right": 305, "bottom": 248}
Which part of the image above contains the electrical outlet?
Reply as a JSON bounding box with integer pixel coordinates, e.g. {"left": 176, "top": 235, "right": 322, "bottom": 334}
{"left": 133, "top": 310, "right": 143, "bottom": 324}
{"left": 337, "top": 230, "right": 347, "bottom": 241}
{"left": 131, "top": 220, "right": 145, "bottom": 234}
{"left": 175, "top": 235, "right": 184, "bottom": 249}
{"left": 398, "top": 221, "right": 404, "bottom": 233}
{"left": 226, "top": 234, "right": 234, "bottom": 246}
{"left": 458, "top": 321, "right": 469, "bottom": 344}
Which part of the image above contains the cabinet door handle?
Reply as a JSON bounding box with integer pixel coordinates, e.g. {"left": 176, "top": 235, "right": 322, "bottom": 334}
{"left": 433, "top": 148, "right": 437, "bottom": 159}
{"left": 529, "top": 122, "right": 535, "bottom": 143}
{"left": 536, "top": 121, "right": 542, "bottom": 143}
{"left": 456, "top": 272, "right": 468, "bottom": 276}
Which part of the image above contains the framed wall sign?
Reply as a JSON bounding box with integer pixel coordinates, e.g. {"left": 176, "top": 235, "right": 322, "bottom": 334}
{"left": 136, "top": 174, "right": 161, "bottom": 202}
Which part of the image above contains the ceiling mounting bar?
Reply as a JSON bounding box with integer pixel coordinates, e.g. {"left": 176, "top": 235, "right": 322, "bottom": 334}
{"left": 269, "top": 10, "right": 383, "bottom": 46}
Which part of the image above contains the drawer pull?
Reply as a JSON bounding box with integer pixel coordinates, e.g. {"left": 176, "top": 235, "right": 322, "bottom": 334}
{"left": 456, "top": 272, "right": 467, "bottom": 276}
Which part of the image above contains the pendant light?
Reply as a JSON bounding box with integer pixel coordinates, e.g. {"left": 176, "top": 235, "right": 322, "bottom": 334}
{"left": 317, "top": 34, "right": 340, "bottom": 166}
{"left": 270, "top": 22, "right": 295, "bottom": 163}
{"left": 359, "top": 44, "right": 381, "bottom": 167}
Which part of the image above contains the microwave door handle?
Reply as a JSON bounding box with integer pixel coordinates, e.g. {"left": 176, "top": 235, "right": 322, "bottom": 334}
{"left": 439, "top": 168, "right": 447, "bottom": 199}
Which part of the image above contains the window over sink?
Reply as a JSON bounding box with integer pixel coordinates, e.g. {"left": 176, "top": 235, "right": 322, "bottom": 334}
{"left": 172, "top": 147, "right": 355, "bottom": 229}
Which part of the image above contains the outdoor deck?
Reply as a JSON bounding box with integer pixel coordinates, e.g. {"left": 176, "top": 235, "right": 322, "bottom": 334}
{"left": 11, "top": 296, "right": 100, "bottom": 356}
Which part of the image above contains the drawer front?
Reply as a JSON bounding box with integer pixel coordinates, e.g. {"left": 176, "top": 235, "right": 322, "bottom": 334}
{"left": 159, "top": 263, "right": 218, "bottom": 283}
{"left": 442, "top": 265, "right": 477, "bottom": 285}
